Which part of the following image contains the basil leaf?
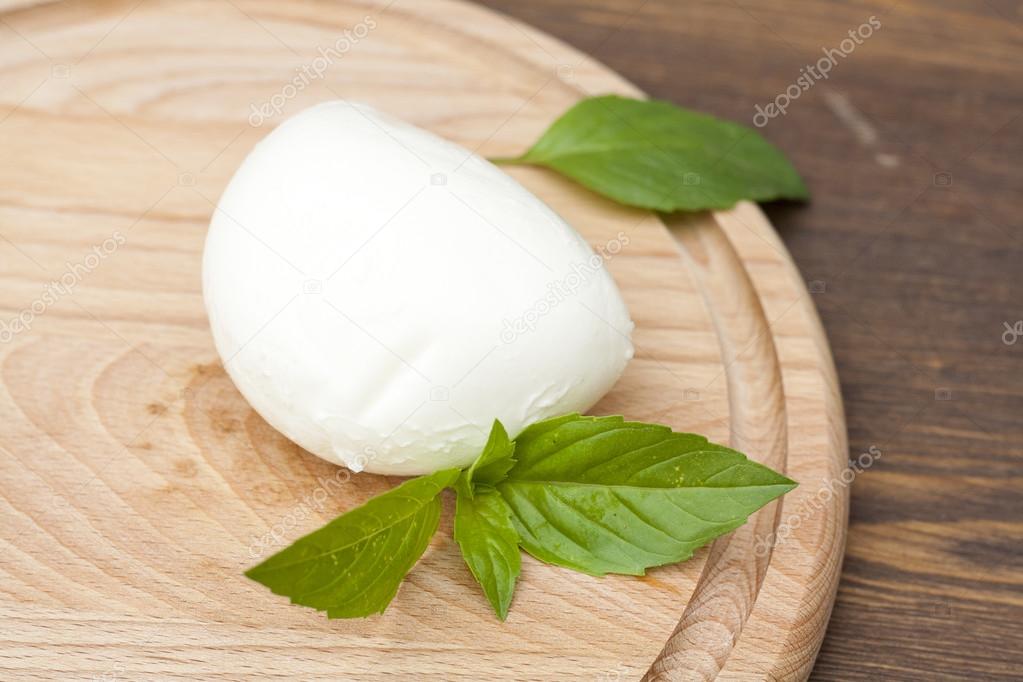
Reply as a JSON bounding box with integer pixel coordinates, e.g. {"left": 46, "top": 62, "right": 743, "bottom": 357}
{"left": 501, "top": 95, "right": 808, "bottom": 212}
{"left": 245, "top": 468, "right": 458, "bottom": 618}
{"left": 498, "top": 414, "right": 795, "bottom": 576}
{"left": 453, "top": 477, "right": 521, "bottom": 620}
{"left": 463, "top": 419, "right": 516, "bottom": 494}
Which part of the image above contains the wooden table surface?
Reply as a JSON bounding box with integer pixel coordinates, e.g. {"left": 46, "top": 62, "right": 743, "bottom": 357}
{"left": 474, "top": 0, "right": 1023, "bottom": 679}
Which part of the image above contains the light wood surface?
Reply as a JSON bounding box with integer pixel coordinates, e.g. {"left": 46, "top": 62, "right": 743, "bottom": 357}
{"left": 0, "top": 0, "right": 848, "bottom": 679}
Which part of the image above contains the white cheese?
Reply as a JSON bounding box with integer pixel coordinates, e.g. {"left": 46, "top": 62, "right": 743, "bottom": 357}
{"left": 202, "top": 101, "right": 634, "bottom": 475}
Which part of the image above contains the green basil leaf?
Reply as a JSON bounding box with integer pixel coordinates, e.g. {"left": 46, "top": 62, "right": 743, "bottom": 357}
{"left": 453, "top": 477, "right": 521, "bottom": 620}
{"left": 498, "top": 414, "right": 795, "bottom": 576}
{"left": 501, "top": 95, "right": 808, "bottom": 212}
{"left": 463, "top": 419, "right": 515, "bottom": 493}
{"left": 245, "top": 468, "right": 458, "bottom": 618}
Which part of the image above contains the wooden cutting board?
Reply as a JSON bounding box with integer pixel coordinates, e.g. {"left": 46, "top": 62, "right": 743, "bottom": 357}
{"left": 0, "top": 0, "right": 848, "bottom": 679}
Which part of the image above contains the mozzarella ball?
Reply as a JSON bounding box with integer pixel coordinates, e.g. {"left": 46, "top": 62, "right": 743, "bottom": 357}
{"left": 203, "top": 101, "right": 633, "bottom": 475}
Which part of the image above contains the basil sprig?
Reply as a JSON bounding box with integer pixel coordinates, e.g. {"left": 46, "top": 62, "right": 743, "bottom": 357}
{"left": 245, "top": 468, "right": 458, "bottom": 618}
{"left": 493, "top": 95, "right": 809, "bottom": 212}
{"left": 245, "top": 414, "right": 795, "bottom": 620}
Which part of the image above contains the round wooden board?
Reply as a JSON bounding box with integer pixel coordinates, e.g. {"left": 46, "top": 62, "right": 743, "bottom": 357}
{"left": 0, "top": 0, "right": 848, "bottom": 679}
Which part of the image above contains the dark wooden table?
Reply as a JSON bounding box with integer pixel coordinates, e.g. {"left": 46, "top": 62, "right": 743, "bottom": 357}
{"left": 476, "top": 0, "right": 1023, "bottom": 679}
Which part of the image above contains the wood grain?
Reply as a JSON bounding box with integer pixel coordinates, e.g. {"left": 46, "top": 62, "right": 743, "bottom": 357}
{"left": 0, "top": 0, "right": 847, "bottom": 679}
{"left": 471, "top": 0, "right": 1023, "bottom": 679}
